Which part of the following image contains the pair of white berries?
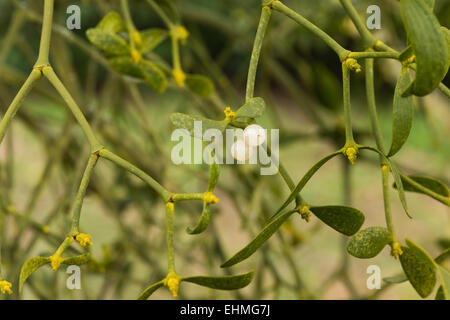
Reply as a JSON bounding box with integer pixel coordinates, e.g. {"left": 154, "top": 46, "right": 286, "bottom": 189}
{"left": 230, "top": 124, "right": 267, "bottom": 161}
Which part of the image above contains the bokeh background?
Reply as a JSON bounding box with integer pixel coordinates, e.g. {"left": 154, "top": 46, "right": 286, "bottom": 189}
{"left": 0, "top": 0, "right": 448, "bottom": 299}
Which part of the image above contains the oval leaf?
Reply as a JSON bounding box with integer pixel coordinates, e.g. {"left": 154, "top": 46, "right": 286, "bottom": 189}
{"left": 221, "top": 209, "right": 296, "bottom": 268}
{"left": 235, "top": 97, "right": 266, "bottom": 119}
{"left": 185, "top": 74, "right": 215, "bottom": 97}
{"left": 108, "top": 56, "right": 143, "bottom": 79}
{"left": 207, "top": 159, "right": 220, "bottom": 192}
{"left": 395, "top": 175, "right": 450, "bottom": 197}
{"left": 86, "top": 29, "right": 130, "bottom": 55}
{"left": 170, "top": 113, "right": 228, "bottom": 139}
{"left": 186, "top": 204, "right": 211, "bottom": 235}
{"left": 383, "top": 274, "right": 408, "bottom": 284}
{"left": 399, "top": 239, "right": 437, "bottom": 298}
{"left": 310, "top": 205, "right": 365, "bottom": 236}
{"left": 97, "top": 12, "right": 126, "bottom": 34}
{"left": 387, "top": 68, "right": 414, "bottom": 156}
{"left": 140, "top": 28, "right": 167, "bottom": 53}
{"left": 400, "top": 0, "right": 448, "bottom": 96}
{"left": 346, "top": 227, "right": 392, "bottom": 259}
{"left": 136, "top": 280, "right": 164, "bottom": 300}
{"left": 19, "top": 257, "right": 51, "bottom": 292}
{"left": 437, "top": 266, "right": 450, "bottom": 300}
{"left": 435, "top": 285, "right": 446, "bottom": 300}
{"left": 138, "top": 60, "right": 167, "bottom": 93}
{"left": 182, "top": 270, "right": 254, "bottom": 290}
{"left": 443, "top": 27, "right": 450, "bottom": 68}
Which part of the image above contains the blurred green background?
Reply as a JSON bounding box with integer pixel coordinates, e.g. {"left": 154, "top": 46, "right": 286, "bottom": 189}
{"left": 0, "top": 0, "right": 448, "bottom": 299}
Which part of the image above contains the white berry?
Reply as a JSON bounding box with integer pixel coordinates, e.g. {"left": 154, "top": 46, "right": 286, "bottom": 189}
{"left": 244, "top": 124, "right": 266, "bottom": 147}
{"left": 231, "top": 139, "right": 252, "bottom": 161}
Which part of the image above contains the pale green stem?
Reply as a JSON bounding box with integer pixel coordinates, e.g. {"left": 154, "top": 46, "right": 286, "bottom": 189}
{"left": 35, "top": 0, "right": 54, "bottom": 66}
{"left": 166, "top": 204, "right": 175, "bottom": 272}
{"left": 170, "top": 193, "right": 205, "bottom": 202}
{"left": 342, "top": 64, "right": 354, "bottom": 143}
{"left": 245, "top": 6, "right": 271, "bottom": 102}
{"left": 0, "top": 69, "right": 41, "bottom": 144}
{"left": 43, "top": 66, "right": 103, "bottom": 152}
{"left": 171, "top": 35, "right": 181, "bottom": 71}
{"left": 120, "top": 0, "right": 136, "bottom": 30}
{"left": 272, "top": 1, "right": 349, "bottom": 61}
{"left": 120, "top": 0, "right": 137, "bottom": 49}
{"left": 98, "top": 148, "right": 171, "bottom": 202}
{"left": 69, "top": 153, "right": 99, "bottom": 235}
{"left": 364, "top": 59, "right": 396, "bottom": 239}
{"left": 53, "top": 236, "right": 73, "bottom": 257}
{"left": 364, "top": 59, "right": 385, "bottom": 153}
{"left": 381, "top": 165, "right": 396, "bottom": 240}
{"left": 349, "top": 51, "right": 399, "bottom": 60}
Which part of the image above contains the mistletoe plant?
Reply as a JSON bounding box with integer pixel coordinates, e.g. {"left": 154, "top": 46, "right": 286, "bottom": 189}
{"left": 0, "top": 0, "right": 252, "bottom": 299}
{"left": 0, "top": 0, "right": 449, "bottom": 300}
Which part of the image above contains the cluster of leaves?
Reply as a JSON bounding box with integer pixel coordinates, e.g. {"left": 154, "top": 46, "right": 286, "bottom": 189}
{"left": 86, "top": 11, "right": 214, "bottom": 97}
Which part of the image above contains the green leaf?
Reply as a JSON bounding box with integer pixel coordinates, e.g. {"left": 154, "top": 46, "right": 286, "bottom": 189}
{"left": 383, "top": 274, "right": 408, "bottom": 284}
{"left": 388, "top": 159, "right": 411, "bottom": 218}
{"left": 387, "top": 68, "right": 414, "bottom": 156}
{"left": 170, "top": 113, "right": 228, "bottom": 139}
{"left": 395, "top": 175, "right": 450, "bottom": 197}
{"left": 86, "top": 29, "right": 130, "bottom": 55}
{"left": 207, "top": 159, "right": 220, "bottom": 192}
{"left": 139, "top": 28, "right": 167, "bottom": 53}
{"left": 62, "top": 253, "right": 91, "bottom": 266}
{"left": 108, "top": 56, "right": 143, "bottom": 78}
{"left": 435, "top": 285, "right": 446, "bottom": 300}
{"left": 346, "top": 227, "right": 392, "bottom": 259}
{"left": 400, "top": 0, "right": 448, "bottom": 96}
{"left": 422, "top": 0, "right": 435, "bottom": 9}
{"left": 136, "top": 280, "right": 164, "bottom": 300}
{"left": 138, "top": 60, "right": 167, "bottom": 93}
{"left": 96, "top": 12, "right": 126, "bottom": 34}
{"left": 19, "top": 257, "right": 51, "bottom": 292}
{"left": 221, "top": 209, "right": 296, "bottom": 268}
{"left": 235, "top": 97, "right": 266, "bottom": 119}
{"left": 275, "top": 151, "right": 342, "bottom": 216}
{"left": 186, "top": 205, "right": 211, "bottom": 235}
{"left": 309, "top": 205, "right": 364, "bottom": 236}
{"left": 185, "top": 74, "right": 215, "bottom": 97}
{"left": 182, "top": 270, "right": 254, "bottom": 290}
{"left": 399, "top": 239, "right": 437, "bottom": 298}
{"left": 443, "top": 27, "right": 450, "bottom": 68}
{"left": 437, "top": 266, "right": 450, "bottom": 300}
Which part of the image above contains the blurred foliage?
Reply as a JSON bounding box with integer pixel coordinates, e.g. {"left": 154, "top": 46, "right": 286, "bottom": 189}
{"left": 0, "top": 0, "right": 448, "bottom": 300}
